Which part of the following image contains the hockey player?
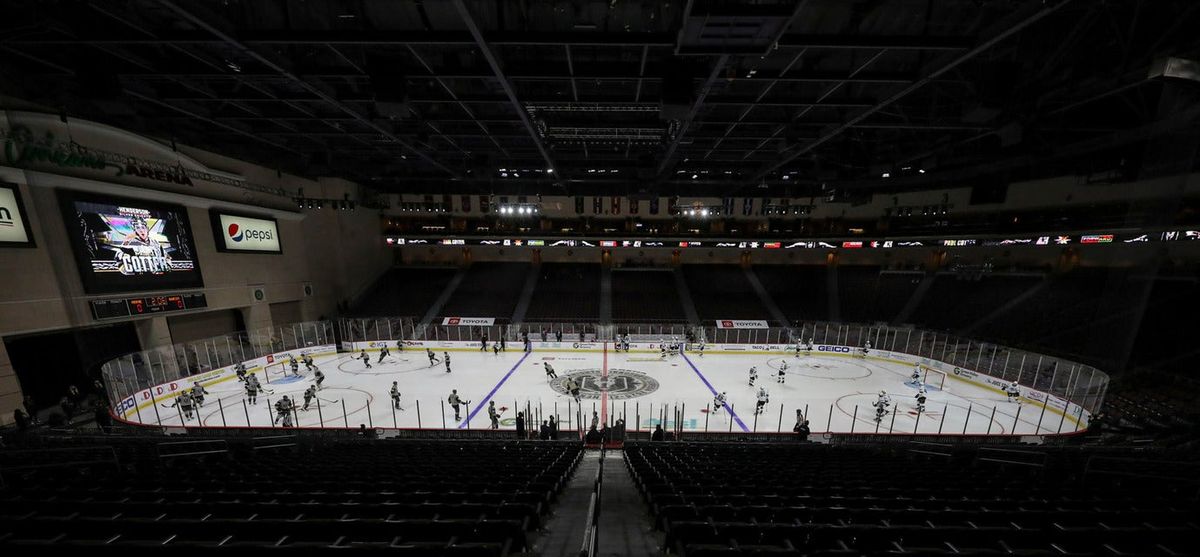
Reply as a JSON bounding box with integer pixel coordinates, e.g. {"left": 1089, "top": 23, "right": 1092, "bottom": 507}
{"left": 190, "top": 382, "right": 209, "bottom": 407}
{"left": 390, "top": 381, "right": 402, "bottom": 410}
{"left": 448, "top": 389, "right": 464, "bottom": 421}
{"left": 749, "top": 366, "right": 758, "bottom": 386}
{"left": 696, "top": 342, "right": 705, "bottom": 356}
{"left": 274, "top": 396, "right": 294, "bottom": 427}
{"left": 568, "top": 378, "right": 582, "bottom": 402}
{"left": 359, "top": 349, "right": 372, "bottom": 369}
{"left": 302, "top": 385, "right": 316, "bottom": 411}
{"left": 245, "top": 373, "right": 264, "bottom": 405}
{"left": 712, "top": 392, "right": 728, "bottom": 413}
{"left": 488, "top": 401, "right": 500, "bottom": 429}
{"left": 313, "top": 368, "right": 326, "bottom": 390}
{"left": 861, "top": 341, "right": 872, "bottom": 358}
{"left": 659, "top": 341, "right": 667, "bottom": 359}
{"left": 1005, "top": 381, "right": 1021, "bottom": 404}
{"left": 755, "top": 387, "right": 769, "bottom": 415}
{"left": 235, "top": 362, "right": 247, "bottom": 382}
{"left": 426, "top": 348, "right": 439, "bottom": 367}
{"left": 911, "top": 364, "right": 923, "bottom": 386}
{"left": 794, "top": 342, "right": 803, "bottom": 358}
{"left": 777, "top": 361, "right": 788, "bottom": 384}
{"left": 480, "top": 336, "right": 488, "bottom": 352}
{"left": 443, "top": 352, "right": 451, "bottom": 373}
{"left": 807, "top": 337, "right": 815, "bottom": 355}
{"left": 168, "top": 392, "right": 196, "bottom": 421}
{"left": 873, "top": 390, "right": 892, "bottom": 422}
{"left": 289, "top": 356, "right": 301, "bottom": 377}
{"left": 303, "top": 353, "right": 315, "bottom": 371}
{"left": 915, "top": 386, "right": 928, "bottom": 414}
{"left": 544, "top": 362, "right": 557, "bottom": 379}
{"left": 622, "top": 334, "right": 630, "bottom": 352}
{"left": 493, "top": 342, "right": 501, "bottom": 356}
{"left": 377, "top": 344, "right": 390, "bottom": 363}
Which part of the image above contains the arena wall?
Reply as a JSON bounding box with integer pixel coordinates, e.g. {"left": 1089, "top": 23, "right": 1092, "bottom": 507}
{"left": 0, "top": 111, "right": 390, "bottom": 424}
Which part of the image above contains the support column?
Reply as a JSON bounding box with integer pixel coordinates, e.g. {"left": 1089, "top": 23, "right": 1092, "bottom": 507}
{"left": 0, "top": 343, "right": 22, "bottom": 426}
{"left": 135, "top": 316, "right": 174, "bottom": 350}
{"left": 240, "top": 304, "right": 274, "bottom": 334}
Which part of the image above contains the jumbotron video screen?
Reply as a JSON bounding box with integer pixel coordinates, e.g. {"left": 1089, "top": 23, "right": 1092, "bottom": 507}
{"left": 59, "top": 191, "right": 204, "bottom": 294}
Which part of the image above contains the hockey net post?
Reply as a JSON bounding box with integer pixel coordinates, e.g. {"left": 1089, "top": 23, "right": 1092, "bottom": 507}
{"left": 918, "top": 365, "right": 947, "bottom": 391}
{"left": 264, "top": 354, "right": 294, "bottom": 376}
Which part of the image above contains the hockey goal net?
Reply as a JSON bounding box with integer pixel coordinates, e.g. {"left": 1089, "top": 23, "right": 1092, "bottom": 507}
{"left": 264, "top": 354, "right": 296, "bottom": 376}
{"left": 917, "top": 366, "right": 947, "bottom": 391}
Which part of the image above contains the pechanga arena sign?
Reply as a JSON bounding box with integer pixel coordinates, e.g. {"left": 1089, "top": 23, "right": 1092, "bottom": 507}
{"left": 0, "top": 112, "right": 258, "bottom": 192}
{"left": 210, "top": 211, "right": 282, "bottom": 253}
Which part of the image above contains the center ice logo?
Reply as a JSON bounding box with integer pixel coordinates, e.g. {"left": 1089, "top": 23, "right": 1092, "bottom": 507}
{"left": 549, "top": 369, "right": 660, "bottom": 400}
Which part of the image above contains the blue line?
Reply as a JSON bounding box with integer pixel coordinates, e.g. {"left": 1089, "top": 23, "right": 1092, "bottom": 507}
{"left": 459, "top": 350, "right": 532, "bottom": 428}
{"left": 680, "top": 352, "right": 750, "bottom": 432}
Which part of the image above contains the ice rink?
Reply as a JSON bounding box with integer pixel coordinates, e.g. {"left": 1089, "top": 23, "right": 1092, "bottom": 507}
{"left": 144, "top": 344, "right": 1084, "bottom": 436}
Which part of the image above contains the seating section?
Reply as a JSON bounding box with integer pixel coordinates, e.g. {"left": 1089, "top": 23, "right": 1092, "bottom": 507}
{"left": 525, "top": 263, "right": 600, "bottom": 321}
{"left": 612, "top": 270, "right": 687, "bottom": 322}
{"left": 974, "top": 268, "right": 1138, "bottom": 363}
{"left": 754, "top": 265, "right": 828, "bottom": 322}
{"left": 441, "top": 263, "right": 529, "bottom": 319}
{"left": 348, "top": 267, "right": 458, "bottom": 317}
{"left": 1129, "top": 277, "right": 1200, "bottom": 375}
{"left": 0, "top": 440, "right": 581, "bottom": 554}
{"left": 683, "top": 265, "right": 771, "bottom": 321}
{"left": 838, "top": 267, "right": 924, "bottom": 323}
{"left": 626, "top": 442, "right": 1197, "bottom": 557}
{"left": 909, "top": 273, "right": 1043, "bottom": 331}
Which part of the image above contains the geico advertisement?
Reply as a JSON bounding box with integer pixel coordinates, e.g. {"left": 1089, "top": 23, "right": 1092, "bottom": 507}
{"left": 217, "top": 213, "right": 281, "bottom": 252}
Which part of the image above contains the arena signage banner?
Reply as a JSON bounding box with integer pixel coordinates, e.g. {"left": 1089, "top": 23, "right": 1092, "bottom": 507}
{"left": 441, "top": 317, "right": 495, "bottom": 326}
{"left": 0, "top": 181, "right": 34, "bottom": 246}
{"left": 715, "top": 319, "right": 770, "bottom": 329}
{"left": 211, "top": 211, "right": 282, "bottom": 253}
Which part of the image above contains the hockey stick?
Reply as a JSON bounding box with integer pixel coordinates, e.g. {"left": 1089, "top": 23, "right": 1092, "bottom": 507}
{"left": 318, "top": 397, "right": 340, "bottom": 404}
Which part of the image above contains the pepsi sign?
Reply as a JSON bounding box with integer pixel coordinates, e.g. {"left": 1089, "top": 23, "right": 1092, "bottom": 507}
{"left": 211, "top": 211, "right": 282, "bottom": 253}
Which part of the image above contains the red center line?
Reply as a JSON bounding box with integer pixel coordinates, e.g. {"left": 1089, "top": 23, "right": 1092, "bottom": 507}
{"left": 600, "top": 341, "right": 609, "bottom": 428}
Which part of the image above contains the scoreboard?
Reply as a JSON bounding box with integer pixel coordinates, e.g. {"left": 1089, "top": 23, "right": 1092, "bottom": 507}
{"left": 90, "top": 293, "right": 207, "bottom": 320}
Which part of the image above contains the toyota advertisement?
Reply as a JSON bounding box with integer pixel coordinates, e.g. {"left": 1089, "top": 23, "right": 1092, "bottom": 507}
{"left": 210, "top": 210, "right": 282, "bottom": 254}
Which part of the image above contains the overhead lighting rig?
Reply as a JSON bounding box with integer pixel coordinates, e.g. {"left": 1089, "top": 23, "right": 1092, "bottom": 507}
{"left": 495, "top": 202, "right": 542, "bottom": 217}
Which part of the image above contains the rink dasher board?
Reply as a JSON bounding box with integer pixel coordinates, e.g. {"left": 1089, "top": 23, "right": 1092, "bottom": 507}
{"left": 113, "top": 344, "right": 338, "bottom": 422}
{"left": 113, "top": 341, "right": 1086, "bottom": 431}
{"left": 341, "top": 340, "right": 1088, "bottom": 430}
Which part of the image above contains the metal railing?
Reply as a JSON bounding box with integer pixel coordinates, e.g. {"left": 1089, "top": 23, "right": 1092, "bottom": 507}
{"left": 338, "top": 317, "right": 1109, "bottom": 416}
{"left": 100, "top": 316, "right": 1106, "bottom": 436}
{"left": 100, "top": 321, "right": 336, "bottom": 408}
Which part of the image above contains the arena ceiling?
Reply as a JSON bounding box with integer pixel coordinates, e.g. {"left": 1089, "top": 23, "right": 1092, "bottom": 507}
{"left": 2, "top": 0, "right": 1198, "bottom": 198}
